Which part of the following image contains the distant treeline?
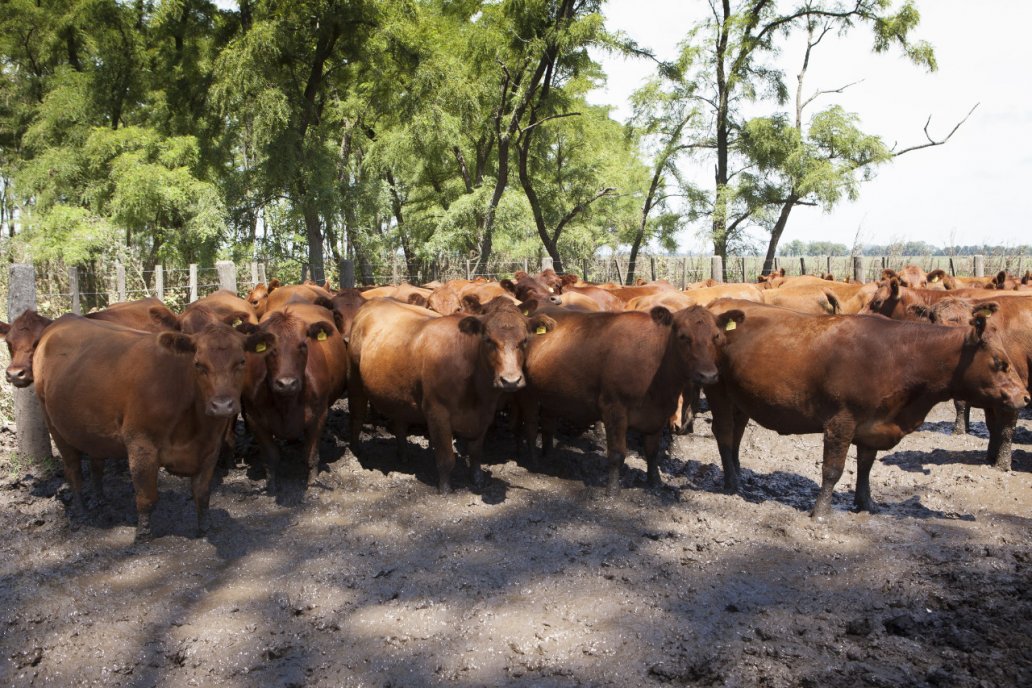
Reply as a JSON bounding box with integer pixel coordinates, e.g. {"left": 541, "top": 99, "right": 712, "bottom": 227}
{"left": 778, "top": 240, "right": 1032, "bottom": 258}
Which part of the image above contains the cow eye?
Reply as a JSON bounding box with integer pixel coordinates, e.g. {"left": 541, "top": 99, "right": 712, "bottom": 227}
{"left": 195, "top": 362, "right": 208, "bottom": 374}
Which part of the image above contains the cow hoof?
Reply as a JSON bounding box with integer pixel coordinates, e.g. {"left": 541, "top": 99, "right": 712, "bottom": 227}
{"left": 134, "top": 529, "right": 154, "bottom": 544}
{"left": 437, "top": 482, "right": 452, "bottom": 495}
{"left": 810, "top": 507, "right": 832, "bottom": 521}
{"left": 471, "top": 469, "right": 487, "bottom": 490}
{"left": 951, "top": 426, "right": 965, "bottom": 436}
{"left": 722, "top": 483, "right": 738, "bottom": 496}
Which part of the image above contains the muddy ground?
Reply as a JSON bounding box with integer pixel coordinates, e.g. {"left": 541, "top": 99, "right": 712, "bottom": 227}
{"left": 0, "top": 398, "right": 1029, "bottom": 688}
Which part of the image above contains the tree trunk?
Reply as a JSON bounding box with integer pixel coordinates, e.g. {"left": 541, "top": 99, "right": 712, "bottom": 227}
{"left": 762, "top": 195, "right": 799, "bottom": 275}
{"left": 302, "top": 202, "right": 325, "bottom": 283}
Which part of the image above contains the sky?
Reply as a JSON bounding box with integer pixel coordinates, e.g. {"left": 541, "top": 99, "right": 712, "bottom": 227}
{"left": 586, "top": 0, "right": 1032, "bottom": 253}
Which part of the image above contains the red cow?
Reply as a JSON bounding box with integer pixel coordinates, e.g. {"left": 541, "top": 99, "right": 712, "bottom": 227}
{"left": 348, "top": 297, "right": 548, "bottom": 493}
{"left": 516, "top": 305, "right": 743, "bottom": 492}
{"left": 180, "top": 290, "right": 258, "bottom": 333}
{"left": 32, "top": 315, "right": 269, "bottom": 540}
{"left": 243, "top": 303, "right": 348, "bottom": 491}
{"left": 705, "top": 300, "right": 1029, "bottom": 518}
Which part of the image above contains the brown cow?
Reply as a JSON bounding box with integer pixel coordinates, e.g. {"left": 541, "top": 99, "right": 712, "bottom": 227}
{"left": 243, "top": 303, "right": 348, "bottom": 492}
{"left": 865, "top": 278, "right": 1032, "bottom": 319}
{"left": 2, "top": 299, "right": 180, "bottom": 387}
{"left": 705, "top": 300, "right": 1029, "bottom": 518}
{"left": 180, "top": 290, "right": 258, "bottom": 333}
{"left": 348, "top": 297, "right": 548, "bottom": 493}
{"left": 516, "top": 305, "right": 744, "bottom": 492}
{"left": 32, "top": 315, "right": 269, "bottom": 540}
{"left": 328, "top": 288, "right": 367, "bottom": 340}
{"left": 245, "top": 278, "right": 280, "bottom": 314}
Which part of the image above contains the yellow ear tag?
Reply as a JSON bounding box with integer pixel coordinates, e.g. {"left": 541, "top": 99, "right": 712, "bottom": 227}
{"left": 976, "top": 308, "right": 993, "bottom": 318}
{"left": 317, "top": 330, "right": 328, "bottom": 341}
{"left": 255, "top": 342, "right": 267, "bottom": 353}
{"left": 725, "top": 320, "right": 737, "bottom": 331}
{"left": 535, "top": 325, "right": 548, "bottom": 335}
{"left": 233, "top": 318, "right": 242, "bottom": 326}
{"left": 931, "top": 276, "right": 939, "bottom": 283}
{"left": 522, "top": 309, "right": 530, "bottom": 316}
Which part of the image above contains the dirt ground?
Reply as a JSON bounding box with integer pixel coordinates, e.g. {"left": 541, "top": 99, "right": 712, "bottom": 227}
{"left": 0, "top": 398, "right": 1029, "bottom": 688}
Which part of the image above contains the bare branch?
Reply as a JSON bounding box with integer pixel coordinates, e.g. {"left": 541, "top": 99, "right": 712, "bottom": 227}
{"left": 892, "top": 103, "right": 979, "bottom": 157}
{"left": 518, "top": 111, "right": 581, "bottom": 135}
{"left": 802, "top": 78, "right": 864, "bottom": 111}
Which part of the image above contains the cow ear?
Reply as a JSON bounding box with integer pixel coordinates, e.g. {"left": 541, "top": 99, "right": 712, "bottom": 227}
{"left": 235, "top": 321, "right": 259, "bottom": 335}
{"left": 0, "top": 321, "right": 9, "bottom": 338}
{"left": 500, "top": 279, "right": 517, "bottom": 294}
{"left": 636, "top": 277, "right": 647, "bottom": 286}
{"left": 528, "top": 315, "right": 556, "bottom": 335}
{"left": 245, "top": 332, "right": 274, "bottom": 355}
{"left": 889, "top": 277, "right": 901, "bottom": 298}
{"left": 519, "top": 299, "right": 538, "bottom": 316}
{"left": 514, "top": 271, "right": 528, "bottom": 281}
{"left": 927, "top": 269, "right": 945, "bottom": 284}
{"left": 225, "top": 311, "right": 253, "bottom": 330}
{"left": 150, "top": 306, "right": 181, "bottom": 331}
{"left": 823, "top": 292, "right": 840, "bottom": 314}
{"left": 716, "top": 310, "right": 745, "bottom": 332}
{"left": 881, "top": 268, "right": 897, "bottom": 281}
{"left": 314, "top": 296, "right": 334, "bottom": 310}
{"left": 268, "top": 278, "right": 280, "bottom": 291}
{"left": 158, "top": 331, "right": 196, "bottom": 355}
{"left": 407, "top": 293, "right": 428, "bottom": 308}
{"left": 560, "top": 273, "right": 578, "bottom": 286}
{"left": 332, "top": 310, "right": 345, "bottom": 334}
{"left": 458, "top": 316, "right": 483, "bottom": 336}
{"left": 907, "top": 304, "right": 933, "bottom": 321}
{"left": 778, "top": 268, "right": 786, "bottom": 277}
{"left": 462, "top": 294, "right": 484, "bottom": 314}
{"left": 650, "top": 306, "right": 673, "bottom": 326}
{"left": 307, "top": 321, "right": 336, "bottom": 342}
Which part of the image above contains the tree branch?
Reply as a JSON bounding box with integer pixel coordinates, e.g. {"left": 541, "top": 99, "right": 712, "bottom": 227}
{"left": 802, "top": 78, "right": 864, "bottom": 111}
{"left": 518, "top": 111, "right": 581, "bottom": 135}
{"left": 892, "top": 103, "right": 979, "bottom": 157}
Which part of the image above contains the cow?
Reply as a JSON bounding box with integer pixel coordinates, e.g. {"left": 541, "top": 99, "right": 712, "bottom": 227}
{"left": 2, "top": 299, "right": 181, "bottom": 387}
{"left": 516, "top": 305, "right": 743, "bottom": 493}
{"left": 347, "top": 297, "right": 548, "bottom": 493}
{"left": 31, "top": 315, "right": 269, "bottom": 540}
{"left": 246, "top": 280, "right": 334, "bottom": 317}
{"left": 245, "top": 279, "right": 280, "bottom": 314}
{"left": 242, "top": 302, "right": 348, "bottom": 492}
{"left": 180, "top": 290, "right": 258, "bottom": 333}
{"left": 328, "top": 288, "right": 367, "bottom": 341}
{"left": 865, "top": 278, "right": 1032, "bottom": 319}
{"left": 704, "top": 299, "right": 1029, "bottom": 519}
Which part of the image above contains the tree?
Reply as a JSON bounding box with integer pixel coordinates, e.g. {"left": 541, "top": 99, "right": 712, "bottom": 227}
{"left": 671, "top": 0, "right": 939, "bottom": 272}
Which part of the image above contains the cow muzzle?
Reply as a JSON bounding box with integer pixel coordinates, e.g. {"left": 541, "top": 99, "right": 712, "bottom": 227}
{"left": 272, "top": 376, "right": 301, "bottom": 395}
{"left": 692, "top": 369, "right": 719, "bottom": 386}
{"left": 6, "top": 367, "right": 32, "bottom": 388}
{"left": 495, "top": 374, "right": 525, "bottom": 391}
{"left": 207, "top": 396, "right": 240, "bottom": 417}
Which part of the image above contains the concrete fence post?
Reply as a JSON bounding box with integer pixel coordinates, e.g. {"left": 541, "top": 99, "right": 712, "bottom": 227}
{"left": 189, "top": 264, "right": 198, "bottom": 302}
{"left": 250, "top": 262, "right": 259, "bottom": 289}
{"left": 116, "top": 262, "right": 126, "bottom": 302}
{"left": 69, "top": 266, "right": 81, "bottom": 315}
{"left": 541, "top": 256, "right": 554, "bottom": 272}
{"left": 216, "top": 260, "right": 237, "bottom": 294}
{"left": 154, "top": 265, "right": 164, "bottom": 301}
{"left": 853, "top": 256, "right": 865, "bottom": 283}
{"left": 7, "top": 264, "right": 53, "bottom": 464}
{"left": 466, "top": 260, "right": 472, "bottom": 280}
{"left": 974, "top": 254, "right": 985, "bottom": 278}
{"left": 339, "top": 259, "right": 355, "bottom": 289}
{"left": 711, "top": 256, "right": 724, "bottom": 283}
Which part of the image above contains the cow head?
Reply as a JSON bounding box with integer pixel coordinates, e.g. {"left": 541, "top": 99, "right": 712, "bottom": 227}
{"left": 957, "top": 303, "right": 1030, "bottom": 410}
{"left": 328, "top": 289, "right": 365, "bottom": 341}
{"left": 158, "top": 324, "right": 270, "bottom": 417}
{"left": 1, "top": 310, "right": 53, "bottom": 387}
{"left": 661, "top": 306, "right": 744, "bottom": 386}
{"left": 255, "top": 309, "right": 337, "bottom": 397}
{"left": 246, "top": 278, "right": 280, "bottom": 317}
{"left": 458, "top": 303, "right": 554, "bottom": 391}
{"left": 501, "top": 274, "right": 561, "bottom": 305}
{"left": 906, "top": 297, "right": 974, "bottom": 326}
{"left": 427, "top": 286, "right": 464, "bottom": 315}
{"left": 926, "top": 269, "right": 952, "bottom": 290}
{"left": 865, "top": 277, "right": 903, "bottom": 316}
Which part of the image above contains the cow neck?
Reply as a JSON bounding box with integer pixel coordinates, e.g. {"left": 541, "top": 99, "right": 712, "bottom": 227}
{"left": 903, "top": 324, "right": 978, "bottom": 413}
{"left": 651, "top": 328, "right": 686, "bottom": 406}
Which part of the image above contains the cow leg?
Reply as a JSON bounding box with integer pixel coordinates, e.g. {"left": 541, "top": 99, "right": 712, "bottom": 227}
{"left": 127, "top": 442, "right": 160, "bottom": 541}
{"left": 303, "top": 408, "right": 330, "bottom": 488}
{"left": 854, "top": 446, "right": 879, "bottom": 513}
{"left": 812, "top": 427, "right": 852, "bottom": 520}
{"left": 248, "top": 420, "right": 281, "bottom": 493}
{"left": 190, "top": 450, "right": 220, "bottom": 537}
{"left": 88, "top": 457, "right": 106, "bottom": 506}
{"left": 731, "top": 407, "right": 749, "bottom": 475}
{"left": 52, "top": 433, "right": 87, "bottom": 517}
{"left": 426, "top": 410, "right": 455, "bottom": 494}
{"left": 391, "top": 419, "right": 409, "bottom": 462}
{"left": 347, "top": 375, "right": 369, "bottom": 455}
{"left": 520, "top": 400, "right": 541, "bottom": 468}
{"left": 468, "top": 431, "right": 488, "bottom": 489}
{"left": 220, "top": 419, "right": 237, "bottom": 469}
{"left": 985, "top": 405, "right": 1017, "bottom": 471}
{"left": 643, "top": 431, "right": 663, "bottom": 488}
{"left": 952, "top": 400, "right": 970, "bottom": 435}
{"left": 706, "top": 386, "right": 739, "bottom": 494}
{"left": 542, "top": 415, "right": 558, "bottom": 456}
{"left": 601, "top": 408, "right": 629, "bottom": 495}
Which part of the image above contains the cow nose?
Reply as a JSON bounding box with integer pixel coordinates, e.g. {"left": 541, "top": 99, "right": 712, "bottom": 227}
{"left": 272, "top": 376, "right": 301, "bottom": 394}
{"left": 548, "top": 295, "right": 562, "bottom": 305}
{"left": 6, "top": 368, "right": 30, "bottom": 387}
{"left": 693, "top": 370, "right": 718, "bottom": 386}
{"left": 207, "top": 396, "right": 239, "bottom": 417}
{"left": 497, "top": 374, "right": 525, "bottom": 390}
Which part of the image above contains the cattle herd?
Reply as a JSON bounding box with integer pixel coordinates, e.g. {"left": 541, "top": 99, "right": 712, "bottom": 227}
{"left": 1, "top": 265, "right": 1030, "bottom": 542}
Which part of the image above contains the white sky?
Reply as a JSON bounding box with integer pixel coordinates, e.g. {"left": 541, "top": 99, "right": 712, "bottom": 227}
{"left": 587, "top": 0, "right": 1032, "bottom": 253}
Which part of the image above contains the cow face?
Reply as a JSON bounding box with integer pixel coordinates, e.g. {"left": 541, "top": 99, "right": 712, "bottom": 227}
{"left": 865, "top": 277, "right": 902, "bottom": 315}
{"left": 246, "top": 279, "right": 279, "bottom": 317}
{"left": 158, "top": 325, "right": 269, "bottom": 417}
{"left": 667, "top": 306, "right": 743, "bottom": 386}
{"left": 502, "top": 275, "right": 558, "bottom": 305}
{"left": 959, "top": 304, "right": 1030, "bottom": 410}
{"left": 256, "top": 311, "right": 336, "bottom": 397}
{"left": 1, "top": 310, "right": 53, "bottom": 387}
{"left": 427, "top": 286, "right": 463, "bottom": 315}
{"left": 459, "top": 307, "right": 553, "bottom": 391}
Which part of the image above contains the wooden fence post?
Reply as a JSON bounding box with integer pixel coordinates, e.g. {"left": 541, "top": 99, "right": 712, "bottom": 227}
{"left": 583, "top": 259, "right": 590, "bottom": 283}
{"left": 391, "top": 255, "right": 398, "bottom": 285}
{"left": 301, "top": 264, "right": 309, "bottom": 283}
{"left": 853, "top": 256, "right": 865, "bottom": 283}
{"left": 649, "top": 256, "right": 657, "bottom": 281}
{"left": 826, "top": 256, "right": 832, "bottom": 277}
{"left": 613, "top": 259, "right": 623, "bottom": 285}
{"left": 216, "top": 260, "right": 237, "bottom": 294}
{"left": 974, "top": 254, "right": 985, "bottom": 278}
{"left": 189, "top": 264, "right": 198, "bottom": 302}
{"left": 7, "top": 264, "right": 53, "bottom": 464}
{"left": 69, "top": 266, "right": 81, "bottom": 315}
{"left": 116, "top": 262, "right": 126, "bottom": 302}
{"left": 711, "top": 256, "right": 724, "bottom": 283}
{"left": 154, "top": 265, "right": 164, "bottom": 301}
{"left": 799, "top": 257, "right": 806, "bottom": 275}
